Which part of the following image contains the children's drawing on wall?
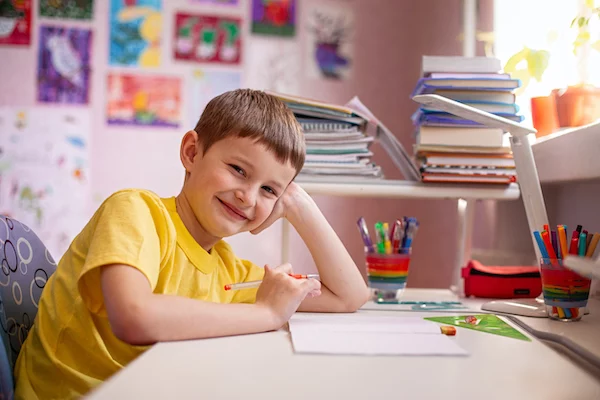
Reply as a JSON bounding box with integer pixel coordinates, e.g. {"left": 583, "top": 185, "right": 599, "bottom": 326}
{"left": 189, "top": 69, "right": 240, "bottom": 128}
{"left": 251, "top": 0, "right": 296, "bottom": 37}
{"left": 246, "top": 39, "right": 299, "bottom": 94}
{"left": 106, "top": 73, "right": 181, "bottom": 128}
{"left": 37, "top": 26, "right": 92, "bottom": 104}
{"left": 174, "top": 12, "right": 241, "bottom": 65}
{"left": 306, "top": 5, "right": 353, "bottom": 80}
{"left": 0, "top": 0, "right": 31, "bottom": 45}
{"left": 109, "top": 0, "right": 162, "bottom": 67}
{"left": 190, "top": 0, "right": 238, "bottom": 5}
{"left": 0, "top": 108, "right": 92, "bottom": 260}
{"left": 40, "top": 0, "right": 94, "bottom": 20}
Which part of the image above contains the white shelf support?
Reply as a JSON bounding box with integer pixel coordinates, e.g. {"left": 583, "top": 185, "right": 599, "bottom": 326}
{"left": 453, "top": 198, "right": 476, "bottom": 296}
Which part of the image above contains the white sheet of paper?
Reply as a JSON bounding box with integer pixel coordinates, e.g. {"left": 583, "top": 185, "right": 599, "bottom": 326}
{"left": 288, "top": 313, "right": 468, "bottom": 356}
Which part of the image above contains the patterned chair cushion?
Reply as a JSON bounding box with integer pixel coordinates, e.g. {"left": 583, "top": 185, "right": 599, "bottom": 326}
{"left": 0, "top": 216, "right": 57, "bottom": 369}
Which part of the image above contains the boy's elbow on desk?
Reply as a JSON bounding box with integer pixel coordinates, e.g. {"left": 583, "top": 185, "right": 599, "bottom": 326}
{"left": 108, "top": 302, "right": 158, "bottom": 346}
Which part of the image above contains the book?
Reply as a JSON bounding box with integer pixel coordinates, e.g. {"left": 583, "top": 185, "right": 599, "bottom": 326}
{"left": 305, "top": 151, "right": 373, "bottom": 163}
{"left": 433, "top": 89, "right": 516, "bottom": 104}
{"left": 411, "top": 77, "right": 521, "bottom": 97}
{"left": 413, "top": 111, "right": 525, "bottom": 126}
{"left": 417, "top": 152, "right": 515, "bottom": 168}
{"left": 421, "top": 56, "right": 502, "bottom": 74}
{"left": 421, "top": 173, "right": 516, "bottom": 184}
{"left": 416, "top": 126, "right": 505, "bottom": 148}
{"left": 414, "top": 144, "right": 512, "bottom": 155}
{"left": 421, "top": 101, "right": 519, "bottom": 115}
{"left": 426, "top": 72, "right": 511, "bottom": 80}
{"left": 421, "top": 166, "right": 516, "bottom": 176}
{"left": 297, "top": 117, "right": 359, "bottom": 133}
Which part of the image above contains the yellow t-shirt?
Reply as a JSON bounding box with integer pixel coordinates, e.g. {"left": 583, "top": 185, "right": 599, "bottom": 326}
{"left": 14, "top": 189, "right": 265, "bottom": 399}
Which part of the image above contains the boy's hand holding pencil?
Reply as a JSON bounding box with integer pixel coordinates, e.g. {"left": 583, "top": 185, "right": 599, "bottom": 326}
{"left": 254, "top": 263, "right": 321, "bottom": 328}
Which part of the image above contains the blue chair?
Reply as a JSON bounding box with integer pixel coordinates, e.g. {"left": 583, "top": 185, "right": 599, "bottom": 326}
{"left": 0, "top": 216, "right": 57, "bottom": 399}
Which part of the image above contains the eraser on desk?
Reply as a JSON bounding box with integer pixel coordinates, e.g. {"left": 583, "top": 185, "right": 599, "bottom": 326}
{"left": 462, "top": 260, "right": 542, "bottom": 299}
{"left": 440, "top": 326, "right": 456, "bottom": 336}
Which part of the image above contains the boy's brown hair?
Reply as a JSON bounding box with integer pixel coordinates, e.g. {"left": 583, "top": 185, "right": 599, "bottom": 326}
{"left": 194, "top": 89, "right": 305, "bottom": 174}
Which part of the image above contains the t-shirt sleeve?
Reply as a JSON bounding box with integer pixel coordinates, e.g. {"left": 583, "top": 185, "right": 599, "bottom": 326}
{"left": 78, "top": 191, "right": 171, "bottom": 315}
{"left": 231, "top": 259, "right": 265, "bottom": 304}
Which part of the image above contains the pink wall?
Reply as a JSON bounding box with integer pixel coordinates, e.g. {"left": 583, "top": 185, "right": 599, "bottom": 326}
{"left": 1, "top": 0, "right": 495, "bottom": 289}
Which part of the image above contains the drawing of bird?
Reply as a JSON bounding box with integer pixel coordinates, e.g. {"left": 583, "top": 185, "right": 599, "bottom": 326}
{"left": 46, "top": 32, "right": 84, "bottom": 88}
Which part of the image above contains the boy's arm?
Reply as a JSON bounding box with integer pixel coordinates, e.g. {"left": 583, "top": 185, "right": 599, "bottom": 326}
{"left": 273, "top": 184, "right": 370, "bottom": 313}
{"left": 101, "top": 263, "right": 319, "bottom": 345}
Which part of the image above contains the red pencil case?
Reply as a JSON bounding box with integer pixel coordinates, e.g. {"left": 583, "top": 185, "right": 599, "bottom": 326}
{"left": 461, "top": 260, "right": 542, "bottom": 299}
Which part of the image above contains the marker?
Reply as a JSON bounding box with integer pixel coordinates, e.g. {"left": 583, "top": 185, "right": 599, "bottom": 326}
{"left": 557, "top": 225, "right": 568, "bottom": 259}
{"left": 586, "top": 233, "right": 600, "bottom": 257}
{"left": 569, "top": 230, "right": 580, "bottom": 255}
{"left": 551, "top": 230, "right": 558, "bottom": 259}
{"left": 402, "top": 219, "right": 419, "bottom": 253}
{"left": 356, "top": 217, "right": 375, "bottom": 253}
{"left": 382, "top": 222, "right": 392, "bottom": 254}
{"left": 392, "top": 219, "right": 403, "bottom": 253}
{"left": 374, "top": 222, "right": 386, "bottom": 254}
{"left": 541, "top": 230, "right": 557, "bottom": 260}
{"left": 579, "top": 232, "right": 588, "bottom": 256}
{"left": 533, "top": 231, "right": 549, "bottom": 259}
{"left": 224, "top": 274, "right": 320, "bottom": 291}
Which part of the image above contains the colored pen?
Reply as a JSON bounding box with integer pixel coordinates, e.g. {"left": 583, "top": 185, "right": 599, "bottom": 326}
{"left": 224, "top": 274, "right": 320, "bottom": 291}
{"left": 374, "top": 222, "right": 386, "bottom": 254}
{"left": 356, "top": 217, "right": 375, "bottom": 253}
{"left": 557, "top": 225, "right": 568, "bottom": 259}
{"left": 402, "top": 219, "right": 419, "bottom": 253}
{"left": 576, "top": 225, "right": 583, "bottom": 234}
{"left": 569, "top": 230, "right": 580, "bottom": 255}
{"left": 392, "top": 219, "right": 403, "bottom": 253}
{"left": 578, "top": 232, "right": 587, "bottom": 256}
{"left": 551, "top": 230, "right": 558, "bottom": 259}
{"left": 533, "top": 231, "right": 549, "bottom": 259}
{"left": 586, "top": 233, "right": 600, "bottom": 257}
{"left": 541, "top": 230, "right": 557, "bottom": 260}
{"left": 383, "top": 222, "right": 392, "bottom": 254}
{"left": 585, "top": 230, "right": 593, "bottom": 249}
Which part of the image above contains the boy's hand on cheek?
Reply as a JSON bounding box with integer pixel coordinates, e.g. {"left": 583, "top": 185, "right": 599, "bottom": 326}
{"left": 250, "top": 182, "right": 316, "bottom": 235}
{"left": 255, "top": 263, "right": 321, "bottom": 329}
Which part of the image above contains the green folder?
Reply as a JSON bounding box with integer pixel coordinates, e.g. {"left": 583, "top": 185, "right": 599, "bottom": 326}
{"left": 424, "top": 314, "right": 531, "bottom": 341}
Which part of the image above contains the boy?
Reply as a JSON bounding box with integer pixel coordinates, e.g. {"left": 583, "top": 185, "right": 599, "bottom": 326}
{"left": 14, "top": 89, "right": 370, "bottom": 399}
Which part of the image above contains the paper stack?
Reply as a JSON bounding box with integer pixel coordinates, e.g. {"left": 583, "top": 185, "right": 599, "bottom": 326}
{"left": 410, "top": 56, "right": 522, "bottom": 184}
{"left": 268, "top": 92, "right": 384, "bottom": 181}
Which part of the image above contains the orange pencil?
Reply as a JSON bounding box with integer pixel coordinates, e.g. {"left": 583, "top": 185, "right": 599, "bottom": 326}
{"left": 586, "top": 233, "right": 600, "bottom": 257}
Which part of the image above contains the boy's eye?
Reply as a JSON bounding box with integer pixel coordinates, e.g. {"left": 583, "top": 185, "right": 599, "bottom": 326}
{"left": 230, "top": 164, "right": 246, "bottom": 176}
{"left": 262, "top": 186, "right": 276, "bottom": 196}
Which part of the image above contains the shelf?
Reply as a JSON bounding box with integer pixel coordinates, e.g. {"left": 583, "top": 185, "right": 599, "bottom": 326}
{"left": 297, "top": 179, "right": 520, "bottom": 201}
{"left": 533, "top": 120, "right": 600, "bottom": 184}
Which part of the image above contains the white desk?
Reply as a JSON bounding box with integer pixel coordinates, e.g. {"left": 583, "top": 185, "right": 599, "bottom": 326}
{"left": 85, "top": 289, "right": 600, "bottom": 400}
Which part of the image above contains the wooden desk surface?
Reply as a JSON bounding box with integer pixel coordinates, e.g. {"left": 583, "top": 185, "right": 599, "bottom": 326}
{"left": 85, "top": 289, "right": 600, "bottom": 400}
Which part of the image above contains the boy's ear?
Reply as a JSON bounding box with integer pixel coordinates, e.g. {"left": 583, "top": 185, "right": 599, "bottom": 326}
{"left": 180, "top": 130, "right": 199, "bottom": 172}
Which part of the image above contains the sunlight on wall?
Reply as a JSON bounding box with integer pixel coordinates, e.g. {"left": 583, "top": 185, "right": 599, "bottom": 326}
{"left": 494, "top": 0, "right": 588, "bottom": 125}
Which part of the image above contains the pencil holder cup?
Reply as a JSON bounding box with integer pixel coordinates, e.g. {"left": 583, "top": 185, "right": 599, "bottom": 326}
{"left": 365, "top": 249, "right": 412, "bottom": 302}
{"left": 540, "top": 258, "right": 591, "bottom": 322}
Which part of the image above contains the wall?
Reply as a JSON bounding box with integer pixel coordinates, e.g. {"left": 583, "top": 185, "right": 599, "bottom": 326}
{"left": 0, "top": 0, "right": 494, "bottom": 289}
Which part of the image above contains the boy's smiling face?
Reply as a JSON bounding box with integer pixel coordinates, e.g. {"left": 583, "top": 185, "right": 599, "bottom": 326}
{"left": 179, "top": 132, "right": 297, "bottom": 246}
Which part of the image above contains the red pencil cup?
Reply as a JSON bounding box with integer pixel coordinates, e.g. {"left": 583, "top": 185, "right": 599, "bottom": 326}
{"left": 540, "top": 258, "right": 591, "bottom": 322}
{"left": 365, "top": 249, "right": 412, "bottom": 302}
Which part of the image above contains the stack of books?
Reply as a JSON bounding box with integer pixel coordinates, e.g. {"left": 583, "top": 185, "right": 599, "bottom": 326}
{"left": 268, "top": 92, "right": 384, "bottom": 181}
{"left": 411, "top": 56, "right": 523, "bottom": 184}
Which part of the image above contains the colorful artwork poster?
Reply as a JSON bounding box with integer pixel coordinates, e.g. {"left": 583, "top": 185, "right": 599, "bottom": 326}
{"left": 107, "top": 73, "right": 181, "bottom": 128}
{"left": 37, "top": 26, "right": 92, "bottom": 104}
{"left": 251, "top": 0, "right": 295, "bottom": 37}
{"left": 39, "top": 0, "right": 94, "bottom": 20}
{"left": 189, "top": 69, "right": 241, "bottom": 128}
{"left": 0, "top": 108, "right": 92, "bottom": 260}
{"left": 306, "top": 4, "right": 353, "bottom": 80}
{"left": 109, "top": 0, "right": 162, "bottom": 67}
{"left": 190, "top": 0, "right": 238, "bottom": 5}
{"left": 174, "top": 13, "right": 241, "bottom": 65}
{"left": 0, "top": 0, "right": 32, "bottom": 45}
